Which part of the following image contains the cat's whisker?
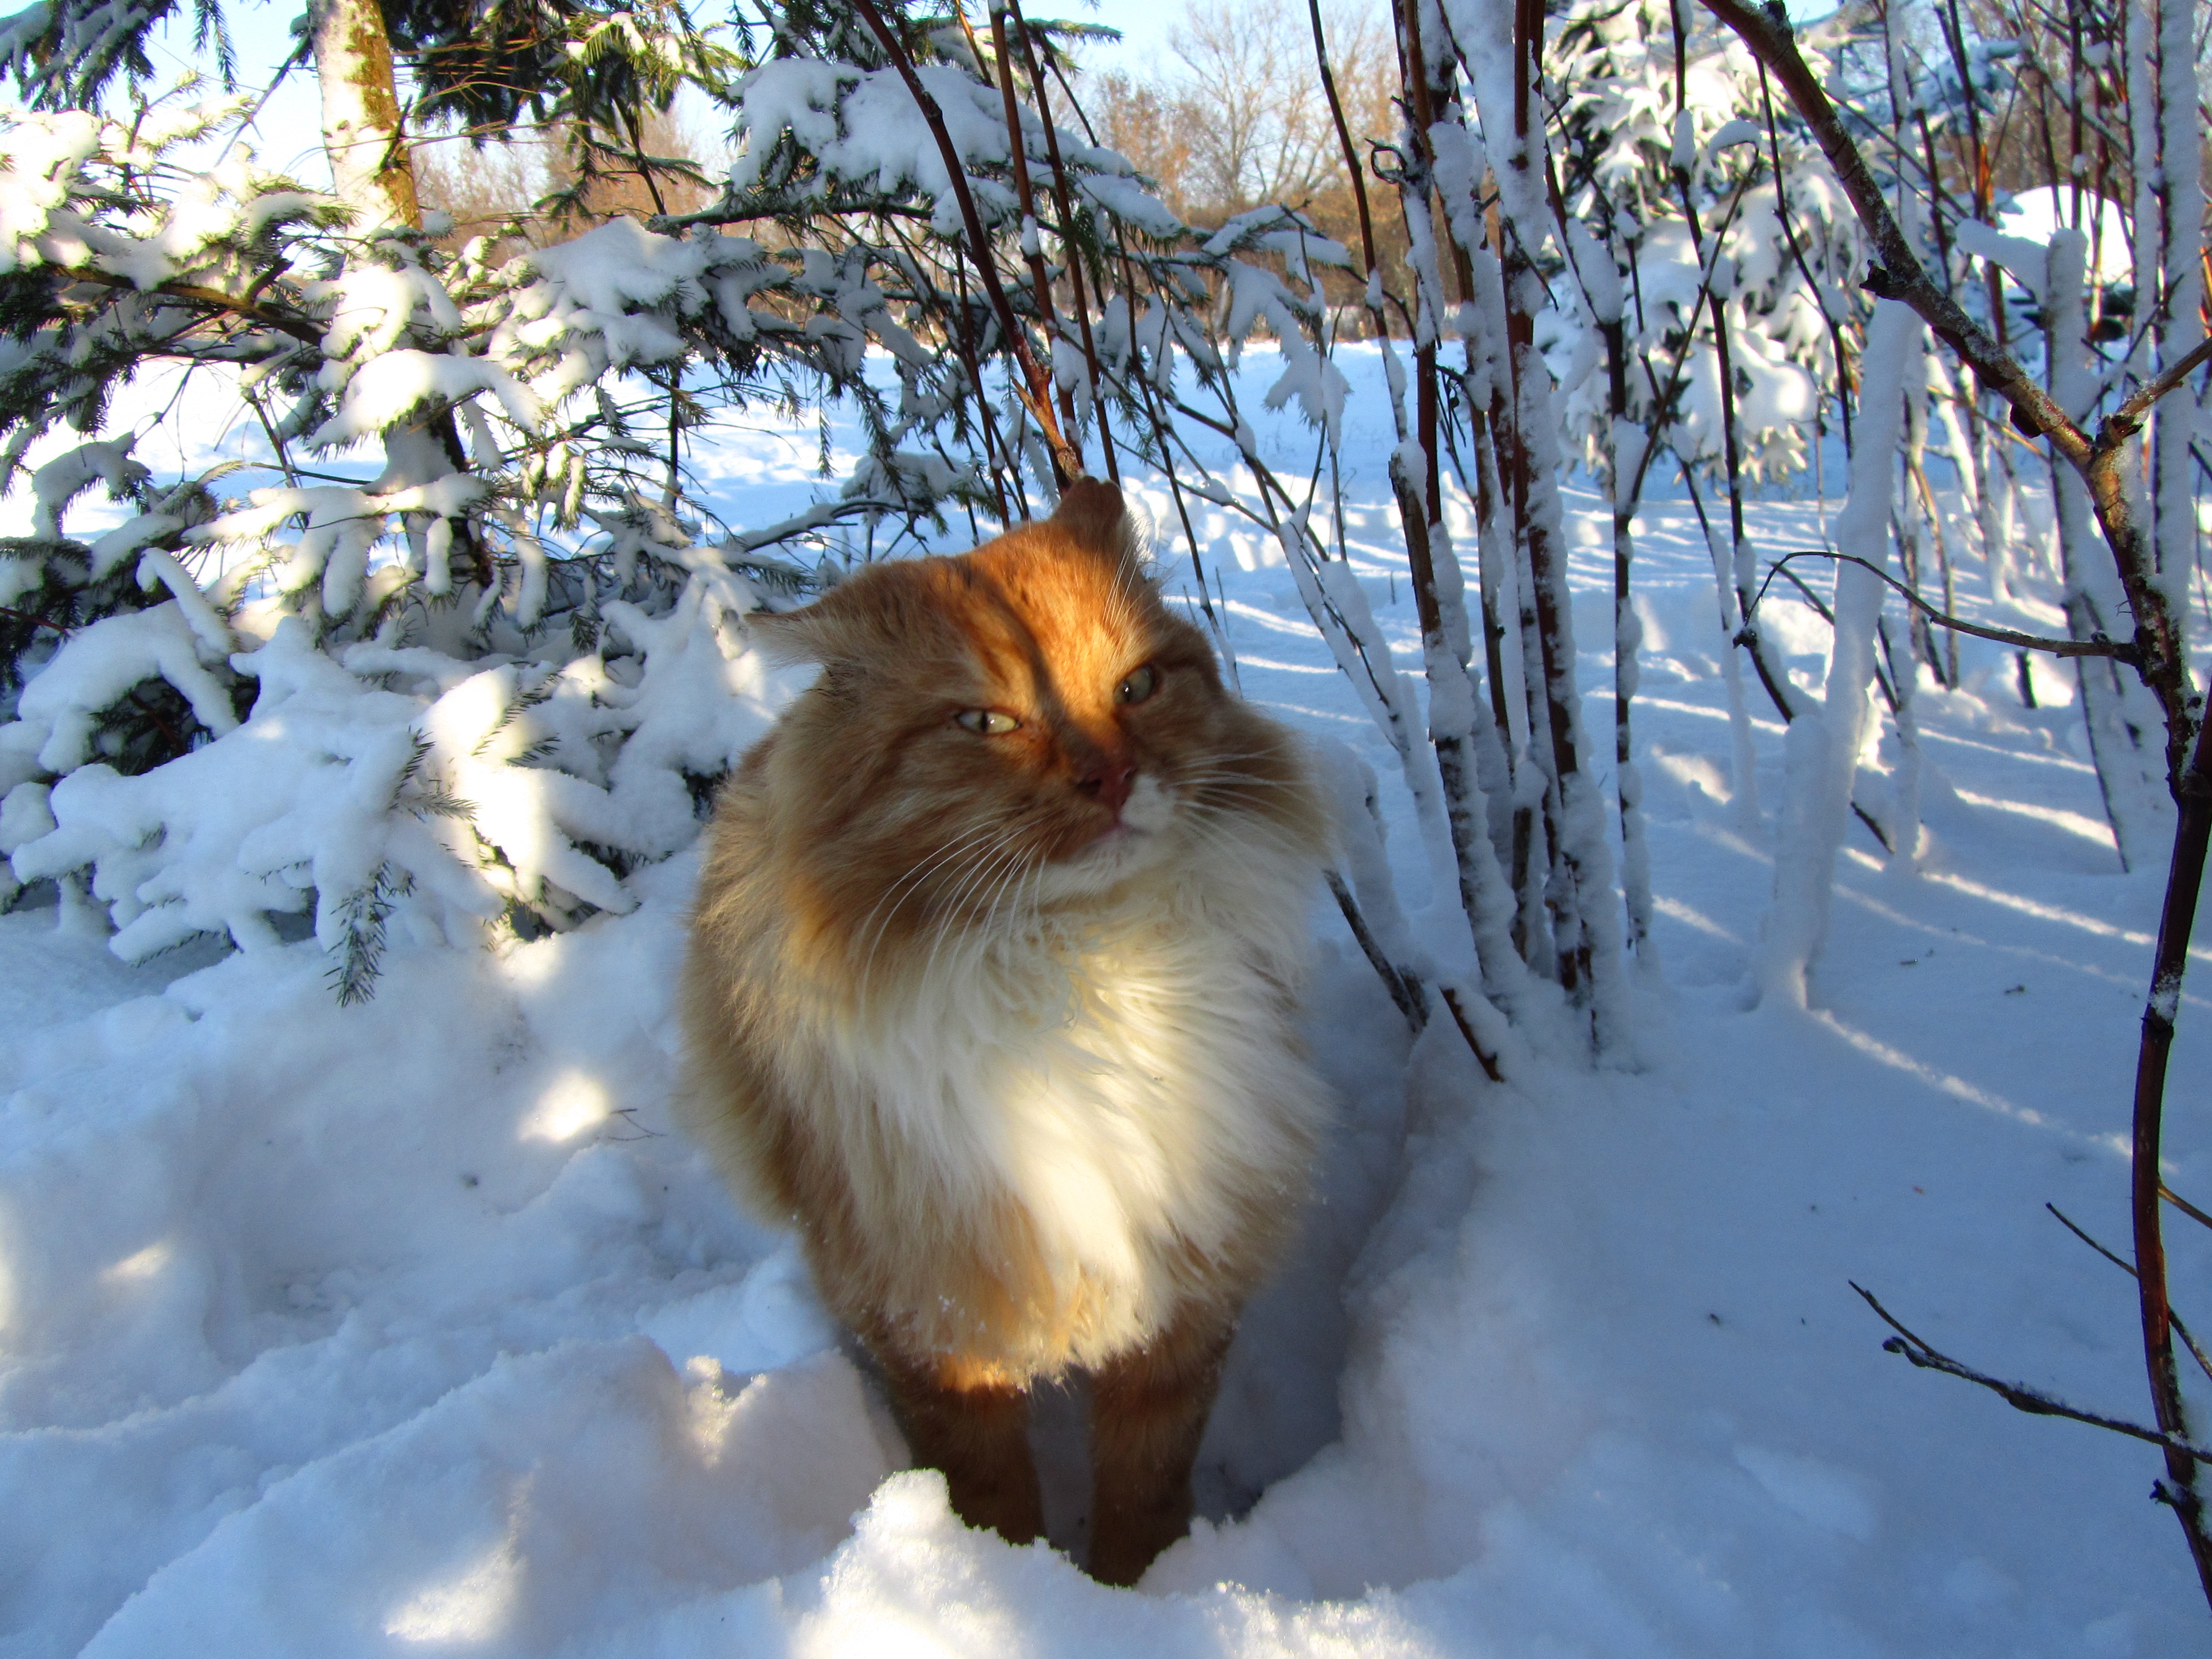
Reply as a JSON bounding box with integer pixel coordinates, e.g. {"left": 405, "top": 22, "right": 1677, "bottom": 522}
{"left": 866, "top": 818, "right": 1040, "bottom": 996}
{"left": 1171, "top": 806, "right": 1314, "bottom": 866}
{"left": 923, "top": 832, "right": 1035, "bottom": 985}
{"left": 980, "top": 845, "right": 1044, "bottom": 954}
{"left": 853, "top": 818, "right": 1008, "bottom": 993}
{"left": 935, "top": 821, "right": 1037, "bottom": 925}
{"left": 854, "top": 819, "right": 997, "bottom": 947}
{"left": 925, "top": 831, "right": 1027, "bottom": 940}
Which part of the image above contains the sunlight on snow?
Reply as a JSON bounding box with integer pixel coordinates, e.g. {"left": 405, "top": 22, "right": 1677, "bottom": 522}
{"left": 498, "top": 935, "right": 570, "bottom": 988}
{"left": 1949, "top": 788, "right": 2118, "bottom": 850}
{"left": 100, "top": 1240, "right": 172, "bottom": 1284}
{"left": 1637, "top": 693, "right": 1790, "bottom": 736}
{"left": 382, "top": 1530, "right": 523, "bottom": 1644}
{"left": 1807, "top": 1011, "right": 2125, "bottom": 1146}
{"left": 1827, "top": 873, "right": 2209, "bottom": 1005}
{"left": 524, "top": 1069, "right": 613, "bottom": 1142}
{"left": 1923, "top": 870, "right": 2212, "bottom": 966}
{"left": 682, "top": 1356, "right": 745, "bottom": 1469}
{"left": 1651, "top": 895, "right": 1742, "bottom": 944}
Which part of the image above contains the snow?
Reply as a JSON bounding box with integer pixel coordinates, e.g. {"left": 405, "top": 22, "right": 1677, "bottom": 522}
{"left": 1997, "top": 186, "right": 2132, "bottom": 286}
{"left": 0, "top": 349, "right": 2207, "bottom": 1654}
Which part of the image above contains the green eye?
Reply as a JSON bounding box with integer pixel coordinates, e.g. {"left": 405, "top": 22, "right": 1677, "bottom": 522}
{"left": 954, "top": 709, "right": 1021, "bottom": 735}
{"left": 1116, "top": 664, "right": 1160, "bottom": 705}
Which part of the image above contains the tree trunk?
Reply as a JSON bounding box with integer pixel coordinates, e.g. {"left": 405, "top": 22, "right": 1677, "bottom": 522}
{"left": 308, "top": 0, "right": 421, "bottom": 232}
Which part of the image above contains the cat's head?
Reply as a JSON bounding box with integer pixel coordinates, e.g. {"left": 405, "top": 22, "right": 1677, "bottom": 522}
{"left": 748, "top": 481, "right": 1318, "bottom": 960}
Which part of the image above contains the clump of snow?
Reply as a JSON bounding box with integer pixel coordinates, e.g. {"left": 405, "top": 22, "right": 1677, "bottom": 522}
{"left": 4, "top": 565, "right": 791, "bottom": 965}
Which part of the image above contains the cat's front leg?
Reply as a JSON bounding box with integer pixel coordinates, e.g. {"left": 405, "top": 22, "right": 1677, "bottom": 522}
{"left": 874, "top": 1347, "right": 1046, "bottom": 1547}
{"left": 1087, "top": 1301, "right": 1237, "bottom": 1586}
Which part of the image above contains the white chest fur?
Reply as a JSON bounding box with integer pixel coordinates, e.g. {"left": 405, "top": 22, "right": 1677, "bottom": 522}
{"left": 809, "top": 831, "right": 1330, "bottom": 1368}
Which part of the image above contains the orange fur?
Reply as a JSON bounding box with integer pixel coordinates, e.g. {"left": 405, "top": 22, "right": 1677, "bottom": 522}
{"left": 678, "top": 480, "right": 1332, "bottom": 1582}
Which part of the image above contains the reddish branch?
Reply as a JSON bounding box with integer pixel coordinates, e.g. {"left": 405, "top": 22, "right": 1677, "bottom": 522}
{"left": 1307, "top": 0, "right": 1382, "bottom": 285}
{"left": 1004, "top": 0, "right": 1118, "bottom": 484}
{"left": 849, "top": 0, "right": 1082, "bottom": 486}
{"left": 986, "top": 5, "right": 1080, "bottom": 451}
{"left": 1699, "top": 0, "right": 2195, "bottom": 789}
{"left": 2132, "top": 711, "right": 2212, "bottom": 1598}
{"left": 1697, "top": 0, "right": 2212, "bottom": 1606}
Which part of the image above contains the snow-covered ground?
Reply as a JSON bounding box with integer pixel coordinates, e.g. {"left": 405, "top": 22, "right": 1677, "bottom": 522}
{"left": 2, "top": 349, "right": 2206, "bottom": 1654}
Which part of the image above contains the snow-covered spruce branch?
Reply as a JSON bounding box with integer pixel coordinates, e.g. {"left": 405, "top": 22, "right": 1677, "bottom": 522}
{"left": 0, "top": 84, "right": 1014, "bottom": 987}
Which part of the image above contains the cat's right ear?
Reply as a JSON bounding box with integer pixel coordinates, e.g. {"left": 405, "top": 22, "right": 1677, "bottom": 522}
{"left": 743, "top": 607, "right": 827, "bottom": 667}
{"left": 745, "top": 583, "right": 878, "bottom": 666}
{"left": 1050, "top": 478, "right": 1136, "bottom": 564}
{"left": 745, "top": 567, "right": 917, "bottom": 667}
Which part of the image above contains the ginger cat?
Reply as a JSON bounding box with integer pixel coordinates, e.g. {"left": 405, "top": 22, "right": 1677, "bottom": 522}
{"left": 678, "top": 481, "right": 1330, "bottom": 1584}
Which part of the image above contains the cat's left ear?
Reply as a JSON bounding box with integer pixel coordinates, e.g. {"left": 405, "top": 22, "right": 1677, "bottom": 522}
{"left": 1051, "top": 478, "right": 1139, "bottom": 569}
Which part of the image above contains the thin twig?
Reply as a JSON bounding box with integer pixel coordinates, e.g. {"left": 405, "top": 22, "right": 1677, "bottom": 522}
{"left": 60, "top": 266, "right": 324, "bottom": 346}
{"left": 1006, "top": 0, "right": 1117, "bottom": 483}
{"left": 1438, "top": 985, "right": 1505, "bottom": 1083}
{"left": 1852, "top": 1281, "right": 2212, "bottom": 1459}
{"left": 1327, "top": 869, "right": 1425, "bottom": 1034}
{"left": 2163, "top": 1184, "right": 2212, "bottom": 1235}
{"left": 2047, "top": 1204, "right": 2212, "bottom": 1387}
{"left": 1747, "top": 550, "right": 2141, "bottom": 663}
{"left": 848, "top": 0, "right": 1080, "bottom": 485}
{"left": 1770, "top": 559, "right": 1899, "bottom": 714}
{"left": 2107, "top": 336, "right": 2212, "bottom": 440}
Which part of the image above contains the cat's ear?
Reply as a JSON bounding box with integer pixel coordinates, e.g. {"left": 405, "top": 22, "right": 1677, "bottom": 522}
{"left": 745, "top": 577, "right": 898, "bottom": 667}
{"left": 743, "top": 606, "right": 832, "bottom": 668}
{"left": 1050, "top": 478, "right": 1137, "bottom": 565}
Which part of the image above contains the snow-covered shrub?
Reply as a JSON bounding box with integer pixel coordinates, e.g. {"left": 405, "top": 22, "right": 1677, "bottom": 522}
{"left": 1545, "top": 0, "right": 1859, "bottom": 484}
{"left": 0, "top": 7, "right": 1367, "bottom": 1002}
{"left": 0, "top": 92, "right": 919, "bottom": 984}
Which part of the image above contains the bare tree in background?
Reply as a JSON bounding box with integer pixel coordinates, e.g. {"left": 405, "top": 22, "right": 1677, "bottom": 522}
{"left": 1084, "top": 0, "right": 1407, "bottom": 324}
{"left": 1169, "top": 0, "right": 1386, "bottom": 212}
{"left": 415, "top": 103, "right": 725, "bottom": 247}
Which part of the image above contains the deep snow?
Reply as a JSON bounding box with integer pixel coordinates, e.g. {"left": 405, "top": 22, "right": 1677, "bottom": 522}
{"left": 1, "top": 348, "right": 2207, "bottom": 1655}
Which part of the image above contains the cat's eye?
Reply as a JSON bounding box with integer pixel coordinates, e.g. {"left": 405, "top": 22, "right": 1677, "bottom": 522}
{"left": 1116, "top": 664, "right": 1160, "bottom": 706}
{"left": 954, "top": 709, "right": 1021, "bottom": 735}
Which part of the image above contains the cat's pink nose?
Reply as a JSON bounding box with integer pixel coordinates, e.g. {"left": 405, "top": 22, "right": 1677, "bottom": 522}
{"left": 1080, "top": 761, "right": 1136, "bottom": 817}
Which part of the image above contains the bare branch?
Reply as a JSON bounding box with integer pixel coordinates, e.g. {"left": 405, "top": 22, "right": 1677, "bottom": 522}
{"left": 1327, "top": 869, "right": 1425, "bottom": 1033}
{"left": 61, "top": 266, "right": 325, "bottom": 346}
{"left": 1852, "top": 1282, "right": 2212, "bottom": 1460}
{"left": 2163, "top": 1185, "right": 2212, "bottom": 1235}
{"left": 1438, "top": 985, "right": 1504, "bottom": 1083}
{"left": 1748, "top": 550, "right": 2141, "bottom": 663}
{"left": 2105, "top": 335, "right": 2212, "bottom": 442}
{"left": 1697, "top": 0, "right": 2087, "bottom": 463}
{"left": 2046, "top": 1205, "right": 2212, "bottom": 1387}
{"left": 847, "top": 0, "right": 1081, "bottom": 486}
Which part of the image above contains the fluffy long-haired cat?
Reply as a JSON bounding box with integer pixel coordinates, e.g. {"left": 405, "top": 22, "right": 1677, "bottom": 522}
{"left": 678, "top": 481, "right": 1331, "bottom": 1584}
